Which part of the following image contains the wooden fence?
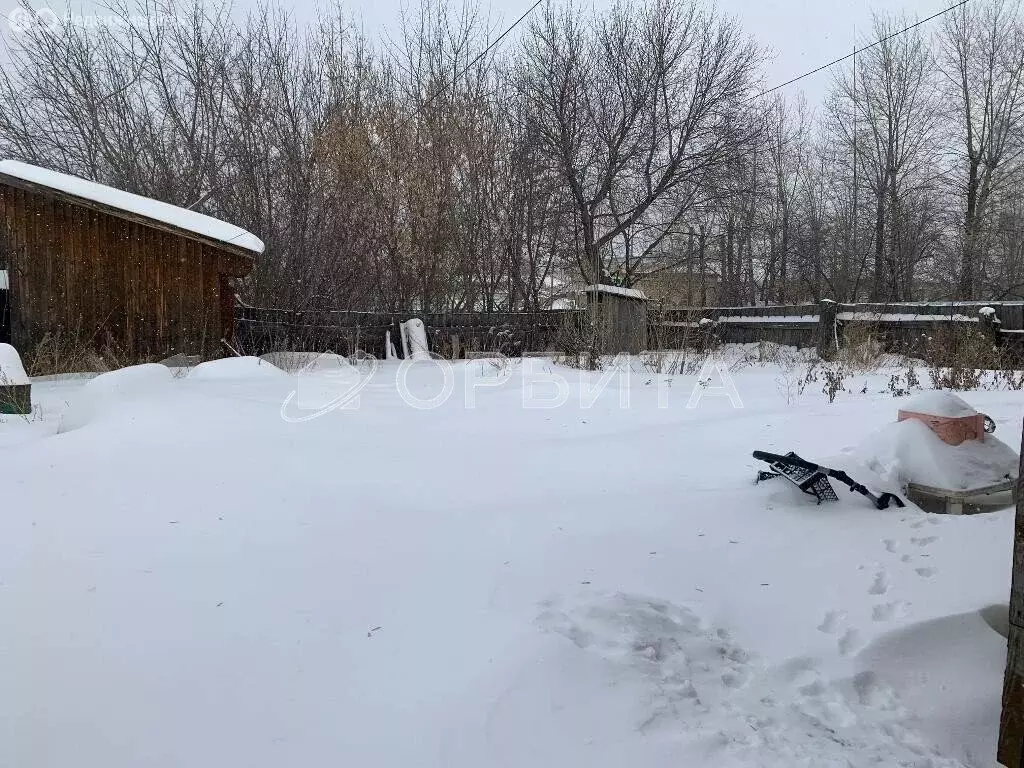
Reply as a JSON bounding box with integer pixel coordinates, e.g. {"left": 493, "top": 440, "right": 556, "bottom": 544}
{"left": 656, "top": 300, "right": 1024, "bottom": 357}
{"left": 235, "top": 300, "right": 1024, "bottom": 359}
{"left": 235, "top": 306, "right": 584, "bottom": 358}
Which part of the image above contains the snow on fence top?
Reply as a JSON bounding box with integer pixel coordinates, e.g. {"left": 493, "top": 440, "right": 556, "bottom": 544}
{"left": 717, "top": 314, "right": 817, "bottom": 324}
{"left": 579, "top": 284, "right": 647, "bottom": 300}
{"left": 837, "top": 311, "right": 979, "bottom": 323}
{"left": 0, "top": 160, "right": 264, "bottom": 255}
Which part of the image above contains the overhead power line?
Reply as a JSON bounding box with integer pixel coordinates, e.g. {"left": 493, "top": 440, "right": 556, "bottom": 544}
{"left": 748, "top": 0, "right": 970, "bottom": 101}
{"left": 415, "top": 0, "right": 543, "bottom": 115}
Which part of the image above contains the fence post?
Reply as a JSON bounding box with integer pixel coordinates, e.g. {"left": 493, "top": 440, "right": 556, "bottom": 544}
{"left": 999, "top": 426, "right": 1024, "bottom": 767}
{"left": 817, "top": 299, "right": 839, "bottom": 360}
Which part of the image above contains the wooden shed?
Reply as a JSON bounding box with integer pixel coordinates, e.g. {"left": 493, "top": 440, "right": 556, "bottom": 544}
{"left": 999, "top": 426, "right": 1024, "bottom": 766}
{"left": 579, "top": 283, "right": 649, "bottom": 354}
{"left": 0, "top": 160, "right": 262, "bottom": 362}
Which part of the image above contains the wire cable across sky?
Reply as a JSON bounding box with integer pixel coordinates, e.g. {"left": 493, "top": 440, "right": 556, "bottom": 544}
{"left": 749, "top": 0, "right": 970, "bottom": 100}
{"left": 415, "top": 0, "right": 544, "bottom": 114}
{"left": 415, "top": 0, "right": 971, "bottom": 114}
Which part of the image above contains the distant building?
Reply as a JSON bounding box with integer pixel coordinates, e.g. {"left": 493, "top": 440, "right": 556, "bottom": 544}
{"left": 0, "top": 160, "right": 262, "bottom": 361}
{"left": 636, "top": 271, "right": 722, "bottom": 306}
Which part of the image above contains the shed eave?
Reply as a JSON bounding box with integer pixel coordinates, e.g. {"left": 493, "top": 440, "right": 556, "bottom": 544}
{"left": 0, "top": 171, "right": 258, "bottom": 270}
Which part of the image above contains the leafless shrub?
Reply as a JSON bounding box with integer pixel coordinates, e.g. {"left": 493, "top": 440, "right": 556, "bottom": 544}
{"left": 923, "top": 325, "right": 1003, "bottom": 390}
{"left": 821, "top": 363, "right": 846, "bottom": 403}
{"left": 838, "top": 323, "right": 886, "bottom": 371}
{"left": 23, "top": 329, "right": 109, "bottom": 376}
{"left": 555, "top": 312, "right": 598, "bottom": 370}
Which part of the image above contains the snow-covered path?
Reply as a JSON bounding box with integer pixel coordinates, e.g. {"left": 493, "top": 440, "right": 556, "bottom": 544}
{"left": 0, "top": 357, "right": 1016, "bottom": 767}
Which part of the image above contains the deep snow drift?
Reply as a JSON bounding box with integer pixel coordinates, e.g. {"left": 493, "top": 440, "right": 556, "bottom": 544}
{"left": 0, "top": 343, "right": 29, "bottom": 384}
{"left": 0, "top": 351, "right": 1016, "bottom": 768}
{"left": 857, "top": 418, "right": 1019, "bottom": 490}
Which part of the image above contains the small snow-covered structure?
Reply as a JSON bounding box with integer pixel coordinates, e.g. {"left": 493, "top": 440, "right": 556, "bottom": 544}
{"left": 857, "top": 395, "right": 1018, "bottom": 514}
{"left": 577, "top": 283, "right": 649, "bottom": 354}
{"left": 400, "top": 318, "right": 430, "bottom": 360}
{"left": 897, "top": 390, "right": 986, "bottom": 446}
{"left": 0, "top": 342, "right": 30, "bottom": 414}
{"left": 0, "top": 160, "right": 262, "bottom": 363}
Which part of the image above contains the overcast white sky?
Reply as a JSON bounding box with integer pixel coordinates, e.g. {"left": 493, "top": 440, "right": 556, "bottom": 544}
{"left": 5, "top": 0, "right": 949, "bottom": 107}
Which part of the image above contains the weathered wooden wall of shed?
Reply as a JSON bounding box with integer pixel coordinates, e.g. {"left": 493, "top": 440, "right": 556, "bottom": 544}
{"left": 0, "top": 183, "right": 237, "bottom": 360}
{"left": 578, "top": 293, "right": 648, "bottom": 354}
{"left": 999, "top": 429, "right": 1024, "bottom": 766}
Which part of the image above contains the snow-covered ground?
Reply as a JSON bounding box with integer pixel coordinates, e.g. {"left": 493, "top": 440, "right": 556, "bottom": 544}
{"left": 0, "top": 348, "right": 1018, "bottom": 767}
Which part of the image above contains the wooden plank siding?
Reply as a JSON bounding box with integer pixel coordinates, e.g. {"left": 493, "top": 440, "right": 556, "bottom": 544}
{"left": 998, "top": 428, "right": 1024, "bottom": 767}
{"left": 0, "top": 180, "right": 255, "bottom": 362}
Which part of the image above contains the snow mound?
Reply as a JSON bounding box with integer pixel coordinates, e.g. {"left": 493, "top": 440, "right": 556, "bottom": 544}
{"left": 858, "top": 609, "right": 1006, "bottom": 765}
{"left": 60, "top": 363, "right": 173, "bottom": 432}
{"left": 900, "top": 390, "right": 977, "bottom": 418}
{"left": 260, "top": 351, "right": 354, "bottom": 375}
{"left": 0, "top": 344, "right": 29, "bottom": 385}
{"left": 529, "top": 593, "right": 964, "bottom": 766}
{"left": 855, "top": 418, "right": 1017, "bottom": 490}
{"left": 188, "top": 356, "right": 284, "bottom": 380}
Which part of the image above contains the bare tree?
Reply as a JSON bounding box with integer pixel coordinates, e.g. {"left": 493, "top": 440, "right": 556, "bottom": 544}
{"left": 829, "top": 13, "right": 938, "bottom": 302}
{"left": 939, "top": 0, "right": 1024, "bottom": 298}
{"left": 519, "top": 0, "right": 761, "bottom": 287}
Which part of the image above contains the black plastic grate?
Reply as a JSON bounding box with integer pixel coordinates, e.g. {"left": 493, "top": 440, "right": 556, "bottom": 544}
{"left": 758, "top": 452, "right": 838, "bottom": 504}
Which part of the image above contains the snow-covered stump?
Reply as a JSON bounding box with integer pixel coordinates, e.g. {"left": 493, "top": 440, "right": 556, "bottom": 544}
{"left": 998, "top": 424, "right": 1024, "bottom": 766}
{"left": 0, "top": 343, "right": 30, "bottom": 415}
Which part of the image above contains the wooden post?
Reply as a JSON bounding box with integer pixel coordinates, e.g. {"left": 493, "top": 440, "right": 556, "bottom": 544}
{"left": 817, "top": 299, "right": 839, "bottom": 361}
{"left": 999, "top": 428, "right": 1024, "bottom": 767}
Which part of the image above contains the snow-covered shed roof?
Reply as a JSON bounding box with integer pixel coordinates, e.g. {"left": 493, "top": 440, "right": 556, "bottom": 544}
{"left": 579, "top": 283, "right": 648, "bottom": 300}
{"left": 0, "top": 160, "right": 264, "bottom": 256}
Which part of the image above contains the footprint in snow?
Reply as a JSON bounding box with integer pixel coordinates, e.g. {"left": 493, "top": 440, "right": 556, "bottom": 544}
{"left": 838, "top": 627, "right": 863, "bottom": 656}
{"left": 883, "top": 539, "right": 899, "bottom": 553}
{"left": 777, "top": 655, "right": 820, "bottom": 687}
{"left": 871, "top": 601, "right": 910, "bottom": 622}
{"left": 915, "top": 567, "right": 937, "bottom": 578}
{"left": 910, "top": 535, "right": 938, "bottom": 547}
{"left": 817, "top": 610, "right": 846, "bottom": 634}
{"left": 868, "top": 570, "right": 890, "bottom": 596}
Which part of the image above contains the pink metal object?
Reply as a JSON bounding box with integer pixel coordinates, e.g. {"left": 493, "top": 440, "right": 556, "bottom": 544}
{"left": 897, "top": 409, "right": 985, "bottom": 446}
